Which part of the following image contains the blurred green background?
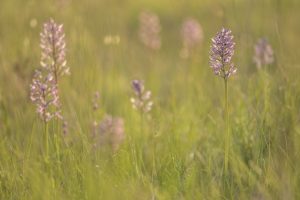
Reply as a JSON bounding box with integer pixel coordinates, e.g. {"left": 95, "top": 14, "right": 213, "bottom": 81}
{"left": 0, "top": 0, "right": 300, "bottom": 199}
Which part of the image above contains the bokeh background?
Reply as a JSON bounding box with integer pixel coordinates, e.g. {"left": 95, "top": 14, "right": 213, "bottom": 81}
{"left": 0, "top": 0, "right": 300, "bottom": 199}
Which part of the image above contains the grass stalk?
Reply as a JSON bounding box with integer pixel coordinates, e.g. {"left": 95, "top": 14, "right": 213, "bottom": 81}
{"left": 224, "top": 78, "right": 230, "bottom": 174}
{"left": 45, "top": 121, "right": 49, "bottom": 163}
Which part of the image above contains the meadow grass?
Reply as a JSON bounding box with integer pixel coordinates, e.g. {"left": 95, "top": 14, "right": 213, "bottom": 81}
{"left": 0, "top": 0, "right": 300, "bottom": 199}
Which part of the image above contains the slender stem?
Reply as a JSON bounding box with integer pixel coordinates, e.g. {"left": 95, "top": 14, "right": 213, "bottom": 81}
{"left": 224, "top": 78, "right": 229, "bottom": 174}
{"left": 45, "top": 121, "right": 49, "bottom": 163}
{"left": 261, "top": 68, "right": 271, "bottom": 165}
{"left": 54, "top": 118, "right": 60, "bottom": 162}
{"left": 140, "top": 110, "right": 144, "bottom": 134}
{"left": 264, "top": 69, "right": 270, "bottom": 164}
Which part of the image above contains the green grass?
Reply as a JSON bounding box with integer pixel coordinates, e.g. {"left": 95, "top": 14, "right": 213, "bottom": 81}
{"left": 1, "top": 0, "right": 300, "bottom": 199}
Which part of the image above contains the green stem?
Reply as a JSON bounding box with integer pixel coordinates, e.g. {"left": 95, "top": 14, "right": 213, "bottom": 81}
{"left": 224, "top": 79, "right": 230, "bottom": 174}
{"left": 45, "top": 121, "right": 49, "bottom": 162}
{"left": 261, "top": 68, "right": 271, "bottom": 165}
{"left": 140, "top": 110, "right": 143, "bottom": 134}
{"left": 54, "top": 119, "right": 60, "bottom": 163}
{"left": 264, "top": 70, "right": 270, "bottom": 163}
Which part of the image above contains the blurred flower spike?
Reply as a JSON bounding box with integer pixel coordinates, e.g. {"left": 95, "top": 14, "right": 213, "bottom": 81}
{"left": 138, "top": 11, "right": 161, "bottom": 50}
{"left": 180, "top": 18, "right": 203, "bottom": 58}
{"left": 253, "top": 38, "right": 274, "bottom": 69}
{"left": 131, "top": 79, "right": 153, "bottom": 113}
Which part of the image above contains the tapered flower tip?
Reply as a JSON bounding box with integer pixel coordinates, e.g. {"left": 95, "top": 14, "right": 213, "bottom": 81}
{"left": 40, "top": 18, "right": 69, "bottom": 77}
{"left": 130, "top": 79, "right": 153, "bottom": 113}
{"left": 131, "top": 80, "right": 144, "bottom": 96}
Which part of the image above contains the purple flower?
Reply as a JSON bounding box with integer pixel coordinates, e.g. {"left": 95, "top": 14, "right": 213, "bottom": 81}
{"left": 40, "top": 18, "right": 69, "bottom": 83}
{"left": 209, "top": 28, "right": 236, "bottom": 79}
{"left": 138, "top": 11, "right": 161, "bottom": 50}
{"left": 253, "top": 38, "right": 274, "bottom": 68}
{"left": 30, "top": 18, "right": 68, "bottom": 122}
{"left": 131, "top": 80, "right": 153, "bottom": 113}
{"left": 132, "top": 80, "right": 144, "bottom": 97}
{"left": 180, "top": 18, "right": 203, "bottom": 58}
{"left": 30, "top": 70, "right": 61, "bottom": 122}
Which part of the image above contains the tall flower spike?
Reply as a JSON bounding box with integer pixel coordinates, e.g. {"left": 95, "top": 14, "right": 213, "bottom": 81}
{"left": 180, "top": 18, "right": 203, "bottom": 58}
{"left": 30, "top": 70, "right": 61, "bottom": 122}
{"left": 138, "top": 11, "right": 161, "bottom": 50}
{"left": 40, "top": 18, "right": 69, "bottom": 83}
{"left": 209, "top": 28, "right": 237, "bottom": 173}
{"left": 253, "top": 38, "right": 274, "bottom": 69}
{"left": 209, "top": 28, "right": 236, "bottom": 79}
{"left": 33, "top": 18, "right": 69, "bottom": 122}
{"left": 131, "top": 80, "right": 153, "bottom": 113}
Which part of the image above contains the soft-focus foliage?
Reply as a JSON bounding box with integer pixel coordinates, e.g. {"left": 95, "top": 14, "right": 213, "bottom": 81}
{"left": 93, "top": 115, "right": 125, "bottom": 151}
